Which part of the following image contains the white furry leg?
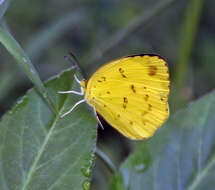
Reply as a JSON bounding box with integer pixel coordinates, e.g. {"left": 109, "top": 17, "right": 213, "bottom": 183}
{"left": 60, "top": 99, "right": 86, "bottom": 118}
{"left": 58, "top": 90, "right": 84, "bottom": 96}
{"left": 74, "top": 74, "right": 81, "bottom": 84}
{"left": 93, "top": 108, "right": 104, "bottom": 129}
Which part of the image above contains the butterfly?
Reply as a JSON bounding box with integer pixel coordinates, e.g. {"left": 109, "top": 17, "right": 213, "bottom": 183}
{"left": 59, "top": 54, "right": 170, "bottom": 140}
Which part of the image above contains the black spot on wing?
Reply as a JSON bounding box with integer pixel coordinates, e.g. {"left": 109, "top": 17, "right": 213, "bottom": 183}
{"left": 130, "top": 84, "right": 136, "bottom": 93}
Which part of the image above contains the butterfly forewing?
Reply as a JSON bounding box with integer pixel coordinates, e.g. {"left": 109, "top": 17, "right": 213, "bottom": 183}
{"left": 85, "top": 55, "right": 170, "bottom": 140}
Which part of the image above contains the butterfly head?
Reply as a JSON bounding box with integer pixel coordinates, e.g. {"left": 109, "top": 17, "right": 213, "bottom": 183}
{"left": 80, "top": 79, "right": 87, "bottom": 92}
{"left": 80, "top": 78, "right": 95, "bottom": 105}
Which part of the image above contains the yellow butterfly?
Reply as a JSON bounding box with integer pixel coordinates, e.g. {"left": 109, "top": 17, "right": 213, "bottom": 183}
{"left": 59, "top": 54, "right": 170, "bottom": 140}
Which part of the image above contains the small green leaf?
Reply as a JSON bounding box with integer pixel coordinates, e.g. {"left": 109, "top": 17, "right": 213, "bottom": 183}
{"left": 0, "top": 69, "right": 97, "bottom": 190}
{"left": 111, "top": 91, "right": 215, "bottom": 190}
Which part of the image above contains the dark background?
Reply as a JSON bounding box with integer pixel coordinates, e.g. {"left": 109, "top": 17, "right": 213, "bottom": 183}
{"left": 0, "top": 0, "right": 214, "bottom": 189}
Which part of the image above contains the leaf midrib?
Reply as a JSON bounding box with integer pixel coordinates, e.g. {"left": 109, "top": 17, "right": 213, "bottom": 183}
{"left": 21, "top": 114, "right": 60, "bottom": 190}
{"left": 21, "top": 93, "right": 70, "bottom": 190}
{"left": 187, "top": 152, "right": 215, "bottom": 190}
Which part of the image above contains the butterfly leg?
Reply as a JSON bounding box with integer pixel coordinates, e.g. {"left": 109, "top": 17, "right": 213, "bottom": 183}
{"left": 58, "top": 90, "right": 84, "bottom": 96}
{"left": 93, "top": 108, "right": 104, "bottom": 130}
{"left": 60, "top": 99, "right": 86, "bottom": 118}
{"left": 74, "top": 74, "right": 81, "bottom": 84}
{"left": 58, "top": 75, "right": 84, "bottom": 96}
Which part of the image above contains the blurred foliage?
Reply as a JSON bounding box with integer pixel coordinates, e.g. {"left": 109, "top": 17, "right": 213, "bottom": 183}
{"left": 173, "top": 0, "right": 204, "bottom": 110}
{"left": 111, "top": 89, "right": 215, "bottom": 190}
{"left": 0, "top": 0, "right": 214, "bottom": 189}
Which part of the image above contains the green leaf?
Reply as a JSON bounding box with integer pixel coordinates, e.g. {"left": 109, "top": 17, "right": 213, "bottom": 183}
{"left": 0, "top": 69, "right": 97, "bottom": 190}
{"left": 111, "top": 91, "right": 215, "bottom": 190}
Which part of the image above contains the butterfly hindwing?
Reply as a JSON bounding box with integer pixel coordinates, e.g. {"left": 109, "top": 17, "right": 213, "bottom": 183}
{"left": 85, "top": 55, "right": 170, "bottom": 140}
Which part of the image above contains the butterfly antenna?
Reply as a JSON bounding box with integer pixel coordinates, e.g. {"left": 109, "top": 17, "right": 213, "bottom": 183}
{"left": 64, "top": 55, "right": 77, "bottom": 69}
{"left": 69, "top": 52, "right": 87, "bottom": 79}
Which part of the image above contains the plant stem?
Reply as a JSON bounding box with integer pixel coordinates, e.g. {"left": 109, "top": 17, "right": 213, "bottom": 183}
{"left": 96, "top": 148, "right": 117, "bottom": 174}
{"left": 0, "top": 25, "right": 57, "bottom": 114}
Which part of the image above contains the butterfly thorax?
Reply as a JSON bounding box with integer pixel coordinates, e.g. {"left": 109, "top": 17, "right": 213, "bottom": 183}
{"left": 81, "top": 79, "right": 94, "bottom": 106}
{"left": 81, "top": 77, "right": 102, "bottom": 107}
{"left": 80, "top": 79, "right": 87, "bottom": 91}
